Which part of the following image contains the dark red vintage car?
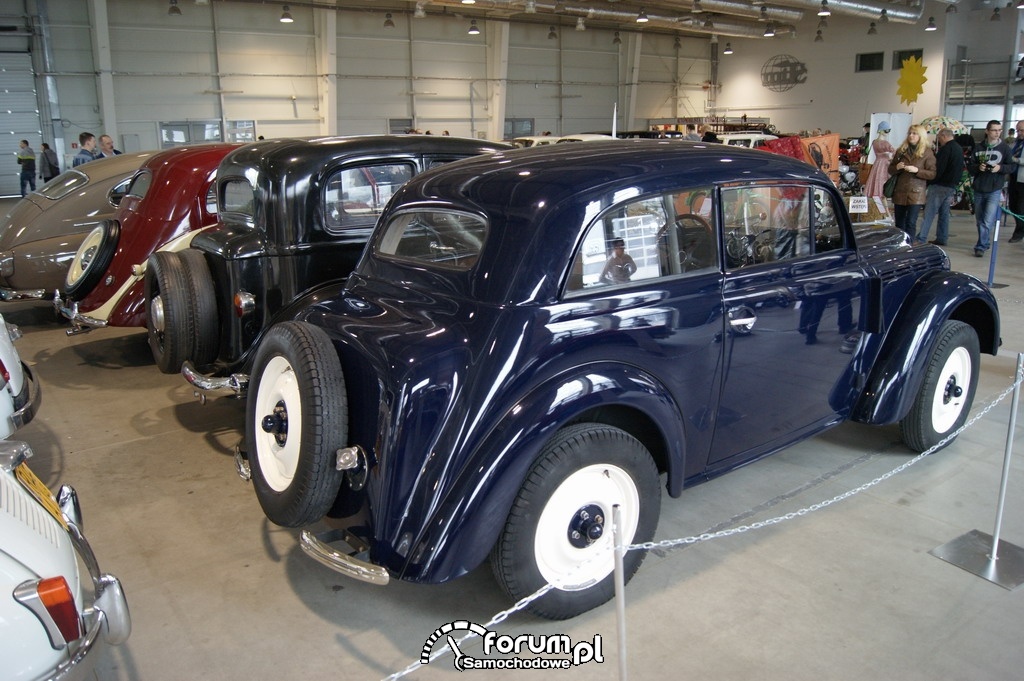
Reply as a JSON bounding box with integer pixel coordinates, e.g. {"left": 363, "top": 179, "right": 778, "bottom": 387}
{"left": 55, "top": 143, "right": 241, "bottom": 333}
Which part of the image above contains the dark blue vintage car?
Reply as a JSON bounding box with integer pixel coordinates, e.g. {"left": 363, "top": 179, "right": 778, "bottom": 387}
{"left": 242, "top": 140, "right": 999, "bottom": 620}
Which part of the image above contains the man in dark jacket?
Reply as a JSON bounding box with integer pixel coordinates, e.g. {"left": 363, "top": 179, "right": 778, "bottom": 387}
{"left": 916, "top": 128, "right": 963, "bottom": 246}
{"left": 968, "top": 120, "right": 1014, "bottom": 257}
{"left": 1007, "top": 120, "right": 1024, "bottom": 242}
{"left": 39, "top": 143, "right": 60, "bottom": 183}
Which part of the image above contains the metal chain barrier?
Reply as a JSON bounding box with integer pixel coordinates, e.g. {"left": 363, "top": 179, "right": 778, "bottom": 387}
{"left": 383, "top": 373, "right": 1022, "bottom": 680}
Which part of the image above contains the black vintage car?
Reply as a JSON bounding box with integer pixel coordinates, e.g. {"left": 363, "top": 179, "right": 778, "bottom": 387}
{"left": 143, "top": 135, "right": 510, "bottom": 380}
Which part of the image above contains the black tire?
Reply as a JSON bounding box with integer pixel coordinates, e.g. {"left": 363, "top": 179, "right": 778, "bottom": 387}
{"left": 246, "top": 322, "right": 348, "bottom": 527}
{"left": 491, "top": 423, "right": 661, "bottom": 620}
{"left": 900, "top": 320, "right": 980, "bottom": 452}
{"left": 63, "top": 219, "right": 120, "bottom": 300}
{"left": 145, "top": 252, "right": 195, "bottom": 374}
{"left": 177, "top": 249, "right": 219, "bottom": 368}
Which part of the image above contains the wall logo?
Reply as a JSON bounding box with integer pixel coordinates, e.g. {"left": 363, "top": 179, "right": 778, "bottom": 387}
{"left": 761, "top": 54, "right": 808, "bottom": 92}
{"left": 421, "top": 620, "right": 605, "bottom": 672}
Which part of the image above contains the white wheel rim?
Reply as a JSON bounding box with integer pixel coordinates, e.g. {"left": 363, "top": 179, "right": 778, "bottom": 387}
{"left": 66, "top": 225, "right": 105, "bottom": 287}
{"left": 254, "top": 355, "right": 303, "bottom": 492}
{"left": 931, "top": 346, "right": 972, "bottom": 435}
{"left": 534, "top": 463, "right": 640, "bottom": 591}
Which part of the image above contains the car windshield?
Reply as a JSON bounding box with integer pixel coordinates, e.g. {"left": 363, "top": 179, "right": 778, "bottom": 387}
{"left": 374, "top": 209, "right": 487, "bottom": 271}
{"left": 36, "top": 170, "right": 88, "bottom": 200}
{"left": 221, "top": 178, "right": 256, "bottom": 221}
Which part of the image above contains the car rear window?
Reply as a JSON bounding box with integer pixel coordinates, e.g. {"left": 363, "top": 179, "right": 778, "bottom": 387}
{"left": 221, "top": 179, "right": 256, "bottom": 219}
{"left": 324, "top": 163, "right": 414, "bottom": 233}
{"left": 37, "top": 170, "right": 88, "bottom": 200}
{"left": 375, "top": 210, "right": 487, "bottom": 271}
{"left": 126, "top": 171, "right": 152, "bottom": 200}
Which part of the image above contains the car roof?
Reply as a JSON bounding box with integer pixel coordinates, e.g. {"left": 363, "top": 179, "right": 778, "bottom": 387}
{"left": 71, "top": 150, "right": 159, "bottom": 182}
{"left": 138, "top": 143, "right": 242, "bottom": 173}
{"left": 374, "top": 139, "right": 830, "bottom": 304}
{"left": 218, "top": 135, "right": 512, "bottom": 183}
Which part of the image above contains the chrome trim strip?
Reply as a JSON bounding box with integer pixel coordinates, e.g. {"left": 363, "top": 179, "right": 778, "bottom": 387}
{"left": 299, "top": 529, "right": 390, "bottom": 586}
{"left": 11, "top": 362, "right": 42, "bottom": 431}
{"left": 0, "top": 287, "right": 48, "bottom": 301}
{"left": 181, "top": 361, "right": 248, "bottom": 397}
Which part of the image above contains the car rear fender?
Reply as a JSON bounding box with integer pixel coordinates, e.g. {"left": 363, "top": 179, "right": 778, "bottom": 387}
{"left": 395, "top": 362, "right": 687, "bottom": 584}
{"left": 851, "top": 271, "right": 998, "bottom": 425}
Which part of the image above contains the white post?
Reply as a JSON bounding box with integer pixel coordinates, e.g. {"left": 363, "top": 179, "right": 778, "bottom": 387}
{"left": 612, "top": 504, "right": 628, "bottom": 681}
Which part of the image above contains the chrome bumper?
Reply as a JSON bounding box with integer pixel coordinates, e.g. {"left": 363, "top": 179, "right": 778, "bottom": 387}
{"left": 0, "top": 286, "right": 48, "bottom": 301}
{"left": 182, "top": 360, "right": 248, "bottom": 398}
{"left": 8, "top": 361, "right": 42, "bottom": 433}
{"left": 42, "top": 485, "right": 131, "bottom": 681}
{"left": 53, "top": 292, "right": 106, "bottom": 335}
{"left": 299, "top": 528, "right": 390, "bottom": 586}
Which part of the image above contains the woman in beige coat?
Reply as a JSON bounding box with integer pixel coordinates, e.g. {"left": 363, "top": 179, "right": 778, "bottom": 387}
{"left": 887, "top": 124, "right": 937, "bottom": 237}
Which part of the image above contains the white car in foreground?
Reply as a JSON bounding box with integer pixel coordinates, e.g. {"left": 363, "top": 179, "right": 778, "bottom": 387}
{"left": 0, "top": 440, "right": 131, "bottom": 680}
{"left": 0, "top": 312, "right": 130, "bottom": 678}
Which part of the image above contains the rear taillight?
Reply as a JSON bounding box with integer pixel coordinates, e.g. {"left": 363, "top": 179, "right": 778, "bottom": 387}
{"left": 37, "top": 577, "right": 84, "bottom": 643}
{"left": 14, "top": 575, "right": 84, "bottom": 648}
{"left": 0, "top": 357, "right": 9, "bottom": 387}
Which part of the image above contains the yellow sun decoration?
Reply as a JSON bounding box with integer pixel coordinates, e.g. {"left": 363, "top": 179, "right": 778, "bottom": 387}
{"left": 897, "top": 55, "right": 928, "bottom": 105}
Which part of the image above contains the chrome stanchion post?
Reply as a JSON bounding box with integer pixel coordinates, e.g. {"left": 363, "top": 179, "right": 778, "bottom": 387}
{"left": 612, "top": 504, "right": 628, "bottom": 681}
{"left": 930, "top": 352, "right": 1024, "bottom": 589}
{"left": 989, "top": 353, "right": 1024, "bottom": 560}
{"left": 987, "top": 195, "right": 1002, "bottom": 287}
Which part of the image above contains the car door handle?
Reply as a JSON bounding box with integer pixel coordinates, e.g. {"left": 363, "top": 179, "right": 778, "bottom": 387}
{"left": 728, "top": 306, "right": 757, "bottom": 333}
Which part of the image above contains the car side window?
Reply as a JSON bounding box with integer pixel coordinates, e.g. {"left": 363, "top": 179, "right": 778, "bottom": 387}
{"left": 565, "top": 186, "right": 718, "bottom": 294}
{"left": 324, "top": 163, "right": 414, "bottom": 233}
{"left": 108, "top": 177, "right": 132, "bottom": 208}
{"left": 813, "top": 187, "right": 844, "bottom": 252}
{"left": 721, "top": 185, "right": 812, "bottom": 269}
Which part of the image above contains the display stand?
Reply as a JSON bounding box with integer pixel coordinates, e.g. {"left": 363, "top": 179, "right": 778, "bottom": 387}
{"left": 930, "top": 353, "right": 1024, "bottom": 590}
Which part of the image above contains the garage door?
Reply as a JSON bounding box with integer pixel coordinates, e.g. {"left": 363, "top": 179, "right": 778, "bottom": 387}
{"left": 0, "top": 53, "right": 41, "bottom": 197}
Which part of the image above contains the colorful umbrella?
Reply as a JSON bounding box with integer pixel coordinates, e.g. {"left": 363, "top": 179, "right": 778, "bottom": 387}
{"left": 918, "top": 115, "right": 969, "bottom": 136}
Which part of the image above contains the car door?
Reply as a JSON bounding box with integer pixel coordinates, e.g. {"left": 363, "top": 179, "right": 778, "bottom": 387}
{"left": 707, "top": 183, "right": 865, "bottom": 468}
{"left": 562, "top": 186, "right": 726, "bottom": 474}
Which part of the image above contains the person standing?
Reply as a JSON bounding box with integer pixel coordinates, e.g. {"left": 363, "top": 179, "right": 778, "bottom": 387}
{"left": 73, "top": 132, "right": 97, "bottom": 167}
{"left": 916, "top": 129, "right": 964, "bottom": 246}
{"left": 863, "top": 122, "right": 895, "bottom": 218}
{"left": 887, "top": 125, "right": 936, "bottom": 238}
{"left": 97, "top": 134, "right": 122, "bottom": 158}
{"left": 700, "top": 125, "right": 721, "bottom": 143}
{"left": 16, "top": 140, "right": 36, "bottom": 197}
{"left": 685, "top": 124, "right": 701, "bottom": 141}
{"left": 1007, "top": 121, "right": 1024, "bottom": 242}
{"left": 38, "top": 142, "right": 60, "bottom": 183}
{"left": 968, "top": 120, "right": 1014, "bottom": 257}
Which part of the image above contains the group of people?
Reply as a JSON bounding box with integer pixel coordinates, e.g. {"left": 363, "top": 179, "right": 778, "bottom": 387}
{"left": 866, "top": 119, "right": 1021, "bottom": 258}
{"left": 72, "top": 131, "right": 122, "bottom": 167}
{"left": 15, "top": 131, "right": 121, "bottom": 197}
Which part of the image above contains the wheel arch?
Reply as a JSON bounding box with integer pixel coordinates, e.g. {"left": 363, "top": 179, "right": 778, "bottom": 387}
{"left": 851, "top": 272, "right": 998, "bottom": 425}
{"left": 390, "top": 362, "right": 686, "bottom": 585}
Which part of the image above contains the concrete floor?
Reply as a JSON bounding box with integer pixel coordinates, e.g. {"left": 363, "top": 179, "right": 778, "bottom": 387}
{"left": 3, "top": 197, "right": 1024, "bottom": 680}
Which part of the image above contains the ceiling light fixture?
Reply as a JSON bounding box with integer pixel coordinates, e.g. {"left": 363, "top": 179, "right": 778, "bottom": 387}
{"left": 867, "top": 21, "right": 877, "bottom": 34}
{"left": 693, "top": 0, "right": 703, "bottom": 13}
{"left": 946, "top": 3, "right": 958, "bottom": 13}
{"left": 722, "top": 42, "right": 733, "bottom": 54}
{"left": 384, "top": 12, "right": 394, "bottom": 28}
{"left": 462, "top": 0, "right": 476, "bottom": 4}
{"left": 280, "top": 5, "right": 293, "bottom": 23}
{"left": 818, "top": 0, "right": 830, "bottom": 17}
{"left": 817, "top": 17, "right": 828, "bottom": 28}
{"left": 525, "top": 0, "right": 536, "bottom": 13}
{"left": 548, "top": 25, "right": 557, "bottom": 39}
{"left": 925, "top": 16, "right": 937, "bottom": 30}
{"left": 576, "top": 16, "right": 585, "bottom": 30}
{"left": 703, "top": 17, "right": 714, "bottom": 28}
{"left": 414, "top": 2, "right": 426, "bottom": 18}
{"left": 763, "top": 22, "right": 775, "bottom": 37}
{"left": 991, "top": 7, "right": 1001, "bottom": 20}
{"left": 468, "top": 18, "right": 480, "bottom": 34}
{"left": 168, "top": 0, "right": 181, "bottom": 16}
{"left": 760, "top": 5, "right": 768, "bottom": 20}
{"left": 636, "top": 8, "right": 649, "bottom": 22}
{"left": 613, "top": 31, "right": 621, "bottom": 45}
{"left": 880, "top": 8, "right": 888, "bottom": 23}
{"left": 814, "top": 29, "right": 823, "bottom": 42}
